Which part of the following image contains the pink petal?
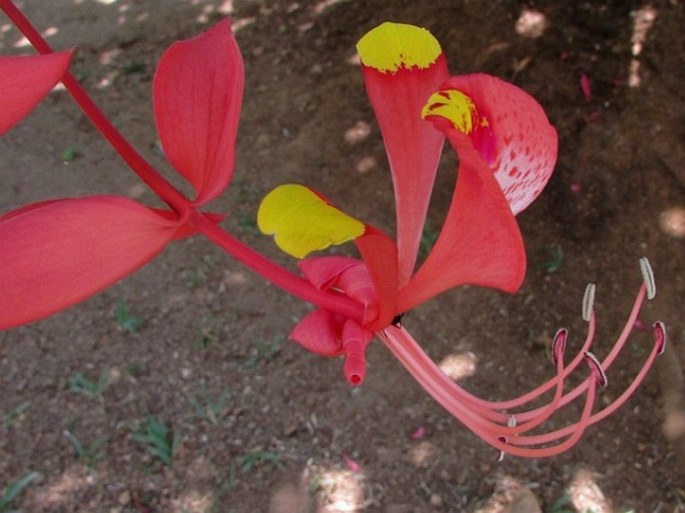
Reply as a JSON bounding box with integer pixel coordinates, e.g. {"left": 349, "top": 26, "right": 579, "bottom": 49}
{"left": 399, "top": 131, "right": 526, "bottom": 312}
{"left": 580, "top": 73, "right": 592, "bottom": 102}
{"left": 290, "top": 309, "right": 344, "bottom": 357}
{"left": 0, "top": 196, "right": 182, "bottom": 329}
{"left": 0, "top": 50, "right": 73, "bottom": 135}
{"left": 153, "top": 20, "right": 244, "bottom": 206}
{"left": 444, "top": 74, "right": 558, "bottom": 215}
{"left": 361, "top": 56, "right": 449, "bottom": 286}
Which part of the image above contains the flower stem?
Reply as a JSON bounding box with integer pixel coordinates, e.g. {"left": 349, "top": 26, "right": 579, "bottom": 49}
{"left": 191, "top": 213, "right": 364, "bottom": 320}
{"left": 0, "top": 0, "right": 364, "bottom": 320}
{"left": 0, "top": 0, "right": 189, "bottom": 214}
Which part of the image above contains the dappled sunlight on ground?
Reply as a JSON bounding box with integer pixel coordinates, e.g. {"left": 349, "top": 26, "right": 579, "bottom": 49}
{"left": 628, "top": 3, "right": 657, "bottom": 88}
{"left": 438, "top": 351, "right": 478, "bottom": 381}
{"left": 659, "top": 206, "right": 685, "bottom": 238}
{"left": 568, "top": 468, "right": 612, "bottom": 513}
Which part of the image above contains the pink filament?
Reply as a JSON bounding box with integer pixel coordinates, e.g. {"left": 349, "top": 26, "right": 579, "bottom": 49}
{"left": 379, "top": 282, "right": 662, "bottom": 457}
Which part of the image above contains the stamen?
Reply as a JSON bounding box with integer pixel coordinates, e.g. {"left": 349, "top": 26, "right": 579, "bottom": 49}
{"left": 507, "top": 415, "right": 517, "bottom": 428}
{"left": 582, "top": 283, "right": 596, "bottom": 322}
{"left": 552, "top": 328, "right": 568, "bottom": 367}
{"left": 639, "top": 257, "right": 656, "bottom": 300}
{"left": 584, "top": 351, "right": 608, "bottom": 388}
{"left": 653, "top": 321, "right": 666, "bottom": 355}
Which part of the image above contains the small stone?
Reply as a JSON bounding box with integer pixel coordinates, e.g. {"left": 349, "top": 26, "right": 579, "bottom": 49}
{"left": 117, "top": 491, "right": 131, "bottom": 506}
{"left": 430, "top": 494, "right": 443, "bottom": 507}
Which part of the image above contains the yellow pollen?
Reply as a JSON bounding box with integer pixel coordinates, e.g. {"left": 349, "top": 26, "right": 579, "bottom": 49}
{"left": 421, "top": 89, "right": 478, "bottom": 133}
{"left": 356, "top": 22, "right": 442, "bottom": 73}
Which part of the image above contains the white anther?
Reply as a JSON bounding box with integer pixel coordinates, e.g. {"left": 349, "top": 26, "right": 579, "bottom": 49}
{"left": 584, "top": 351, "right": 608, "bottom": 388}
{"left": 639, "top": 257, "right": 656, "bottom": 300}
{"left": 582, "top": 283, "right": 596, "bottom": 322}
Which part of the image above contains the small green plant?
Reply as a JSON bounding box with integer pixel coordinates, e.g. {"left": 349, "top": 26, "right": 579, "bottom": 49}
{"left": 115, "top": 299, "right": 144, "bottom": 333}
{"left": 61, "top": 147, "right": 77, "bottom": 163}
{"left": 208, "top": 463, "right": 238, "bottom": 513}
{"left": 418, "top": 223, "right": 438, "bottom": 260}
{"left": 2, "top": 401, "right": 31, "bottom": 429}
{"left": 65, "top": 430, "right": 106, "bottom": 468}
{"left": 126, "top": 360, "right": 144, "bottom": 378}
{"left": 132, "top": 416, "right": 181, "bottom": 467}
{"left": 0, "top": 472, "right": 40, "bottom": 513}
{"left": 241, "top": 336, "right": 283, "bottom": 369}
{"left": 237, "top": 214, "right": 259, "bottom": 235}
{"left": 189, "top": 381, "right": 230, "bottom": 425}
{"left": 195, "top": 314, "right": 218, "bottom": 349}
{"left": 182, "top": 255, "right": 218, "bottom": 289}
{"left": 542, "top": 242, "right": 564, "bottom": 272}
{"left": 238, "top": 450, "right": 279, "bottom": 473}
{"left": 67, "top": 370, "right": 109, "bottom": 400}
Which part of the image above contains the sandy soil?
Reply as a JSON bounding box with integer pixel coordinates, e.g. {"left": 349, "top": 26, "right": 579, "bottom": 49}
{"left": 1, "top": 1, "right": 684, "bottom": 512}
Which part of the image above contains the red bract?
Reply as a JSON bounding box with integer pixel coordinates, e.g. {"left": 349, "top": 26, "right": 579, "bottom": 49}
{"left": 0, "top": 20, "right": 243, "bottom": 329}
{"left": 0, "top": 50, "right": 73, "bottom": 135}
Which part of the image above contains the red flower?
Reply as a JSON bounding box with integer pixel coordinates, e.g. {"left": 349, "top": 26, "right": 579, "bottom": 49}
{"left": 258, "top": 23, "right": 664, "bottom": 456}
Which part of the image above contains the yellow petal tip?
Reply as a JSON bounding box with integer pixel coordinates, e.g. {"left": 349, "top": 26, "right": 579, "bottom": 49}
{"left": 356, "top": 22, "right": 442, "bottom": 73}
{"left": 421, "top": 89, "right": 478, "bottom": 134}
{"left": 257, "top": 184, "right": 365, "bottom": 259}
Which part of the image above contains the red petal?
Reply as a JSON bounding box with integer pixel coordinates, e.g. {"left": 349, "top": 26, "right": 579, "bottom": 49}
{"left": 443, "top": 74, "right": 557, "bottom": 214}
{"left": 355, "top": 227, "right": 399, "bottom": 330}
{"left": 398, "top": 132, "right": 526, "bottom": 312}
{"left": 153, "top": 20, "right": 244, "bottom": 205}
{"left": 299, "top": 256, "right": 360, "bottom": 291}
{"left": 0, "top": 50, "right": 73, "bottom": 135}
{"left": 0, "top": 196, "right": 181, "bottom": 329}
{"left": 290, "top": 309, "right": 344, "bottom": 357}
{"left": 361, "top": 55, "right": 449, "bottom": 285}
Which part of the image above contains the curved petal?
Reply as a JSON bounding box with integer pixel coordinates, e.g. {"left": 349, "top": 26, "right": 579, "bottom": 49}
{"left": 354, "top": 227, "right": 398, "bottom": 329}
{"left": 290, "top": 309, "right": 344, "bottom": 357}
{"left": 299, "top": 256, "right": 361, "bottom": 291}
{"left": 257, "top": 184, "right": 365, "bottom": 259}
{"left": 153, "top": 19, "right": 244, "bottom": 205}
{"left": 0, "top": 50, "right": 73, "bottom": 135}
{"left": 0, "top": 196, "right": 181, "bottom": 329}
{"left": 399, "top": 131, "right": 526, "bottom": 312}
{"left": 357, "top": 23, "right": 449, "bottom": 285}
{"left": 439, "top": 74, "right": 558, "bottom": 214}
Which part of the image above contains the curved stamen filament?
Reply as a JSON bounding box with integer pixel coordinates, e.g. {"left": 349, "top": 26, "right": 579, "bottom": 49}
{"left": 379, "top": 277, "right": 663, "bottom": 457}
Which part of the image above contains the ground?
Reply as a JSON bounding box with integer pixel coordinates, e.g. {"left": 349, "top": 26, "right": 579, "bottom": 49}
{"left": 1, "top": 1, "right": 684, "bottom": 512}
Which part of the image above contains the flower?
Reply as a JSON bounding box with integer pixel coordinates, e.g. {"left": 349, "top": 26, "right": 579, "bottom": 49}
{"left": 258, "top": 22, "right": 665, "bottom": 456}
{"left": 0, "top": 20, "right": 243, "bottom": 329}
{"left": 258, "top": 22, "right": 558, "bottom": 381}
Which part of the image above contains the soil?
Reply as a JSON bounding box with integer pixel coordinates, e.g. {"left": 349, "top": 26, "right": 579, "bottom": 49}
{"left": 1, "top": 1, "right": 685, "bottom": 512}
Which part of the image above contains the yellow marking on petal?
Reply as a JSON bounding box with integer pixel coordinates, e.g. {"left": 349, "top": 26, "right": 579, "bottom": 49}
{"left": 257, "top": 184, "right": 365, "bottom": 259}
{"left": 356, "top": 22, "right": 442, "bottom": 73}
{"left": 421, "top": 89, "right": 478, "bottom": 134}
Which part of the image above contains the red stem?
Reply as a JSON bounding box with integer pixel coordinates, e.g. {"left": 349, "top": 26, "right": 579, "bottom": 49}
{"left": 0, "top": 0, "right": 364, "bottom": 320}
{"left": 0, "top": 0, "right": 189, "bottom": 214}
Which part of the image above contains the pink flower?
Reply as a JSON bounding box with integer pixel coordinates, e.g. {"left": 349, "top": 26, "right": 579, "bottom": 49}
{"left": 0, "top": 21, "right": 243, "bottom": 329}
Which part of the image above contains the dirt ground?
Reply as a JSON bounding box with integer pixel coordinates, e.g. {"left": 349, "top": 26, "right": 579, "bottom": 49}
{"left": 1, "top": 0, "right": 685, "bottom": 512}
